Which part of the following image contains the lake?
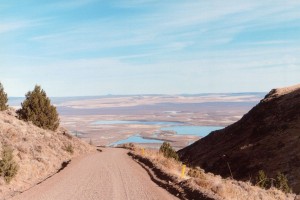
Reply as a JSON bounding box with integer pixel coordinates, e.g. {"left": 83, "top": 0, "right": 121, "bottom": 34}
{"left": 103, "top": 120, "right": 224, "bottom": 145}
{"left": 110, "top": 135, "right": 163, "bottom": 146}
{"left": 160, "top": 126, "right": 224, "bottom": 137}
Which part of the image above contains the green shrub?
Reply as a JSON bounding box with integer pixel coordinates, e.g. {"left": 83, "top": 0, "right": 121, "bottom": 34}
{"left": 17, "top": 85, "right": 59, "bottom": 131}
{"left": 275, "top": 172, "right": 291, "bottom": 193}
{"left": 256, "top": 170, "right": 269, "bottom": 189}
{"left": 188, "top": 167, "right": 205, "bottom": 179}
{"left": 64, "top": 144, "right": 74, "bottom": 154}
{"left": 255, "top": 170, "right": 291, "bottom": 193}
{"left": 120, "top": 143, "right": 136, "bottom": 150}
{"left": 159, "top": 142, "right": 179, "bottom": 160}
{"left": 0, "top": 82, "right": 8, "bottom": 111}
{"left": 0, "top": 146, "right": 19, "bottom": 183}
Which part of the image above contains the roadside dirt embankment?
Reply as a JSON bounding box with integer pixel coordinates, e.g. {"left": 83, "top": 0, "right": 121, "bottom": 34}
{"left": 128, "top": 146, "right": 297, "bottom": 200}
{"left": 0, "top": 108, "right": 94, "bottom": 199}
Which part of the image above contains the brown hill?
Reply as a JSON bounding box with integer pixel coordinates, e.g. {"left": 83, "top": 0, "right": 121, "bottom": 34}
{"left": 178, "top": 84, "right": 300, "bottom": 194}
{"left": 0, "top": 108, "right": 94, "bottom": 199}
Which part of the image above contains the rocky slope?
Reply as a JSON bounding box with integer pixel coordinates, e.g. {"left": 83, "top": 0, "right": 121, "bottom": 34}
{"left": 179, "top": 84, "right": 300, "bottom": 194}
{"left": 0, "top": 108, "right": 94, "bottom": 199}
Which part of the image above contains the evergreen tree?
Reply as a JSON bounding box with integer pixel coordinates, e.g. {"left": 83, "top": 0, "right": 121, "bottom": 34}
{"left": 0, "top": 82, "right": 8, "bottom": 111}
{"left": 17, "top": 85, "right": 59, "bottom": 131}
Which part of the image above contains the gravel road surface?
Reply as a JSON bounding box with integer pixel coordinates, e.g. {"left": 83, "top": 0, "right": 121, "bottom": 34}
{"left": 11, "top": 148, "right": 178, "bottom": 200}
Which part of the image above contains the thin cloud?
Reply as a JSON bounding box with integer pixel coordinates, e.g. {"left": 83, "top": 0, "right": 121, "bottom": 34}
{"left": 0, "top": 20, "right": 32, "bottom": 34}
{"left": 48, "top": 0, "right": 97, "bottom": 9}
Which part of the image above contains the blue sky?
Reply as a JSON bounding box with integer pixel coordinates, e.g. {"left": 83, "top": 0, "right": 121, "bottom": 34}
{"left": 1, "top": 0, "right": 300, "bottom": 96}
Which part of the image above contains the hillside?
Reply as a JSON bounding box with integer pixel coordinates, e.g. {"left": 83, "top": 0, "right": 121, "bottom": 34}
{"left": 0, "top": 108, "right": 94, "bottom": 199}
{"left": 179, "top": 84, "right": 300, "bottom": 194}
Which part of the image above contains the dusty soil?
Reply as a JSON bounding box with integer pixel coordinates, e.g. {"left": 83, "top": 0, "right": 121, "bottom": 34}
{"left": 0, "top": 109, "right": 93, "bottom": 199}
{"left": 11, "top": 148, "right": 178, "bottom": 200}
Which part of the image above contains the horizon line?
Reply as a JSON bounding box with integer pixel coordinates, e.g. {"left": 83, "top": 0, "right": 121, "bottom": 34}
{"left": 8, "top": 92, "right": 268, "bottom": 98}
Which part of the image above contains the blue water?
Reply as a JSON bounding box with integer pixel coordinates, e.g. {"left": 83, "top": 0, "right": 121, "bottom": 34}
{"left": 92, "top": 120, "right": 182, "bottom": 126}
{"left": 99, "top": 120, "right": 224, "bottom": 145}
{"left": 111, "top": 135, "right": 163, "bottom": 146}
{"left": 160, "top": 126, "right": 223, "bottom": 137}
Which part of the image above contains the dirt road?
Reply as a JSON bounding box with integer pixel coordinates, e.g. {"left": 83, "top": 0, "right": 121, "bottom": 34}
{"left": 11, "top": 148, "right": 178, "bottom": 200}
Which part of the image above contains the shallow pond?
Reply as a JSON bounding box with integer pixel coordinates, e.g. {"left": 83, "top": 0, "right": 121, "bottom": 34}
{"left": 99, "top": 120, "right": 224, "bottom": 145}
{"left": 111, "top": 135, "right": 163, "bottom": 146}
{"left": 160, "top": 126, "right": 224, "bottom": 137}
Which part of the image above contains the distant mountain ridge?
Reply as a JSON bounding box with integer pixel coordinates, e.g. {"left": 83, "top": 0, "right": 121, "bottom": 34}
{"left": 178, "top": 84, "right": 300, "bottom": 193}
{"left": 9, "top": 92, "right": 265, "bottom": 107}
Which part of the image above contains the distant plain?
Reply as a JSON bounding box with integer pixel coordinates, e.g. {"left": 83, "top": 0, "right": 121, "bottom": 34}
{"left": 9, "top": 93, "right": 265, "bottom": 148}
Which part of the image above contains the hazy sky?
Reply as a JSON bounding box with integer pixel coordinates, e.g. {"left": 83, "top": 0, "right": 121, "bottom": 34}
{"left": 1, "top": 1, "right": 300, "bottom": 96}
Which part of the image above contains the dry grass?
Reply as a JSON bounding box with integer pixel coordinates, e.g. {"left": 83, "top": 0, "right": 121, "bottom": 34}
{"left": 130, "top": 145, "right": 297, "bottom": 200}
{"left": 0, "top": 108, "right": 94, "bottom": 199}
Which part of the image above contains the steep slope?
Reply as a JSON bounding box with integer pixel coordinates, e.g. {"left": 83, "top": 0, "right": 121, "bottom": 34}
{"left": 0, "top": 108, "right": 94, "bottom": 199}
{"left": 179, "top": 84, "right": 300, "bottom": 193}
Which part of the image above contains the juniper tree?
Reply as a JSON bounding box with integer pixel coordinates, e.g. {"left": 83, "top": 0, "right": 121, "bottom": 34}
{"left": 0, "top": 82, "right": 8, "bottom": 111}
{"left": 17, "top": 85, "right": 59, "bottom": 131}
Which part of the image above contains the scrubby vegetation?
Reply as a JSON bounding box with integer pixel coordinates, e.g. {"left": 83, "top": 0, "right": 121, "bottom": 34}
{"left": 256, "top": 170, "right": 268, "bottom": 189}
{"left": 64, "top": 144, "right": 74, "bottom": 154}
{"left": 128, "top": 144, "right": 296, "bottom": 200}
{"left": 0, "top": 110, "right": 94, "bottom": 198}
{"left": 159, "top": 142, "right": 179, "bottom": 160}
{"left": 275, "top": 172, "right": 291, "bottom": 193}
{"left": 0, "top": 146, "right": 19, "bottom": 183}
{"left": 118, "top": 143, "right": 137, "bottom": 150}
{"left": 187, "top": 167, "right": 205, "bottom": 179}
{"left": 17, "top": 85, "right": 59, "bottom": 131}
{"left": 0, "top": 82, "right": 8, "bottom": 111}
{"left": 255, "top": 170, "right": 291, "bottom": 193}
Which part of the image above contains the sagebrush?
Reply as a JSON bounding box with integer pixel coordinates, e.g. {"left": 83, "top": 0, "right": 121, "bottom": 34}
{"left": 64, "top": 144, "right": 74, "bottom": 154}
{"left": 0, "top": 146, "right": 19, "bottom": 183}
{"left": 255, "top": 170, "right": 291, "bottom": 193}
{"left": 159, "top": 142, "right": 179, "bottom": 160}
{"left": 188, "top": 167, "right": 205, "bottom": 179}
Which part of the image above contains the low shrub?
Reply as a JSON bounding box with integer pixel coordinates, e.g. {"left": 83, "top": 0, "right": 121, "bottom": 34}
{"left": 159, "top": 142, "right": 179, "bottom": 161}
{"left": 188, "top": 167, "right": 206, "bottom": 179}
{"left": 275, "top": 172, "right": 291, "bottom": 193}
{"left": 0, "top": 146, "right": 19, "bottom": 183}
{"left": 256, "top": 170, "right": 269, "bottom": 189}
{"left": 64, "top": 144, "right": 74, "bottom": 154}
{"left": 120, "top": 143, "right": 137, "bottom": 150}
{"left": 255, "top": 170, "right": 291, "bottom": 193}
